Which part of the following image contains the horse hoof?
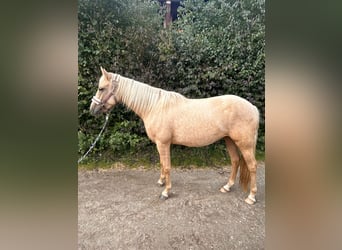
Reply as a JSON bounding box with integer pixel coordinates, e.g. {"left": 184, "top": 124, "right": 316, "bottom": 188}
{"left": 157, "top": 180, "right": 165, "bottom": 187}
{"left": 159, "top": 194, "right": 168, "bottom": 200}
{"left": 245, "top": 197, "right": 256, "bottom": 205}
{"left": 220, "top": 185, "right": 230, "bottom": 193}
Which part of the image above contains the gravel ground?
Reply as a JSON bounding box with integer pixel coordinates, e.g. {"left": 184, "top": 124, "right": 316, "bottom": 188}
{"left": 78, "top": 163, "right": 265, "bottom": 249}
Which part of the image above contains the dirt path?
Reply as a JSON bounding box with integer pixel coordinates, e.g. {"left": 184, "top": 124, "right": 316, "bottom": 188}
{"left": 78, "top": 163, "right": 265, "bottom": 249}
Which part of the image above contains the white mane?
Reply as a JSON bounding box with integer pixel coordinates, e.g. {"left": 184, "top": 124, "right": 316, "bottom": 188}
{"left": 114, "top": 74, "right": 187, "bottom": 116}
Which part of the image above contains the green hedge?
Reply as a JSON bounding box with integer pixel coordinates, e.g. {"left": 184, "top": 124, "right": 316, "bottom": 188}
{"left": 78, "top": 0, "right": 265, "bottom": 161}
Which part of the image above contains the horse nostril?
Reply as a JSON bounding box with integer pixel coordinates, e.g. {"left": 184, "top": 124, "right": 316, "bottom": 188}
{"left": 90, "top": 105, "right": 100, "bottom": 116}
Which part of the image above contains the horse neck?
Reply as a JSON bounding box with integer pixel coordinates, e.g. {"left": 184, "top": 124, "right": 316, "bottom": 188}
{"left": 116, "top": 76, "right": 158, "bottom": 119}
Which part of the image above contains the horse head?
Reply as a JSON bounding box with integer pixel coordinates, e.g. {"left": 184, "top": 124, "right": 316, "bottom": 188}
{"left": 90, "top": 67, "right": 119, "bottom": 116}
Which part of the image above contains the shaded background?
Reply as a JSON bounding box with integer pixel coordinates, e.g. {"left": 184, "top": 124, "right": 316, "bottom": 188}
{"left": 0, "top": 0, "right": 341, "bottom": 249}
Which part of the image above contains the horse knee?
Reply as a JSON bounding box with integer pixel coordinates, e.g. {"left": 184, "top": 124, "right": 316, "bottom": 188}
{"left": 249, "top": 166, "right": 257, "bottom": 173}
{"left": 231, "top": 158, "right": 239, "bottom": 167}
{"left": 164, "top": 167, "right": 171, "bottom": 175}
{"left": 247, "top": 161, "right": 257, "bottom": 173}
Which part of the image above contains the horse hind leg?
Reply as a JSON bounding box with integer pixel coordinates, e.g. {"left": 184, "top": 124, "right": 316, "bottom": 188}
{"left": 220, "top": 137, "right": 240, "bottom": 193}
{"left": 238, "top": 145, "right": 258, "bottom": 205}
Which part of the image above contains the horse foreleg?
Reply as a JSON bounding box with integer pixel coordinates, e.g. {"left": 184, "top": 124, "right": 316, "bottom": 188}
{"left": 157, "top": 144, "right": 166, "bottom": 186}
{"left": 156, "top": 142, "right": 171, "bottom": 199}
{"left": 157, "top": 164, "right": 165, "bottom": 186}
{"left": 220, "top": 137, "right": 240, "bottom": 193}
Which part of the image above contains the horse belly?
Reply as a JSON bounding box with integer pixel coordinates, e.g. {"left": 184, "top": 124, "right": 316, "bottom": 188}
{"left": 171, "top": 113, "right": 227, "bottom": 147}
{"left": 172, "top": 133, "right": 223, "bottom": 147}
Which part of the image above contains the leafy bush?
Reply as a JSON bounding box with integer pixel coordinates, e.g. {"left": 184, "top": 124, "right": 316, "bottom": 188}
{"left": 78, "top": 0, "right": 163, "bottom": 158}
{"left": 155, "top": 0, "right": 265, "bottom": 149}
{"left": 78, "top": 0, "right": 265, "bottom": 160}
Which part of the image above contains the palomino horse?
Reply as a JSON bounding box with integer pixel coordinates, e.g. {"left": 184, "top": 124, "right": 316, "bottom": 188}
{"left": 90, "top": 67, "right": 260, "bottom": 204}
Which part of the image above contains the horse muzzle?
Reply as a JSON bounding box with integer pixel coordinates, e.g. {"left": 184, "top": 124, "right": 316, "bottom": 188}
{"left": 92, "top": 96, "right": 102, "bottom": 105}
{"left": 90, "top": 96, "right": 105, "bottom": 116}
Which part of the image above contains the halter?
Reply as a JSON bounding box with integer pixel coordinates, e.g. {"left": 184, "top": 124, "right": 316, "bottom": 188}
{"left": 91, "top": 74, "right": 120, "bottom": 107}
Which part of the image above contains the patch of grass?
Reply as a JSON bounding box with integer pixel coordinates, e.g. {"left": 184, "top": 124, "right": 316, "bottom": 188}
{"left": 171, "top": 143, "right": 228, "bottom": 168}
{"left": 256, "top": 150, "right": 265, "bottom": 161}
{"left": 79, "top": 141, "right": 265, "bottom": 170}
{"left": 78, "top": 146, "right": 159, "bottom": 170}
{"left": 78, "top": 160, "right": 112, "bottom": 170}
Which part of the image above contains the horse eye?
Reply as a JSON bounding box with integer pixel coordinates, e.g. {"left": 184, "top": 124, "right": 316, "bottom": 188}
{"left": 98, "top": 88, "right": 104, "bottom": 91}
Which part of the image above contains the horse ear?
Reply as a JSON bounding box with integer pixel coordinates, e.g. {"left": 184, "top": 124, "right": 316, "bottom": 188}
{"left": 100, "top": 67, "right": 110, "bottom": 81}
